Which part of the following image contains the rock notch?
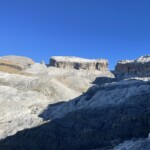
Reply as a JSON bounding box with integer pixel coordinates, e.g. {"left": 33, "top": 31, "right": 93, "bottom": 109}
{"left": 50, "top": 56, "right": 108, "bottom": 71}
{"left": 115, "top": 55, "right": 150, "bottom": 76}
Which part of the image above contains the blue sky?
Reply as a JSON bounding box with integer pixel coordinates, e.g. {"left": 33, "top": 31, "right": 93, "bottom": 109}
{"left": 0, "top": 0, "right": 150, "bottom": 69}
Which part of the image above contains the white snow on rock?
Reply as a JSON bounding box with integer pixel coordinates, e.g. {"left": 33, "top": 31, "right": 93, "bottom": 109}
{"left": 51, "top": 56, "right": 106, "bottom": 63}
{"left": 117, "top": 55, "right": 150, "bottom": 64}
{"left": 50, "top": 56, "right": 108, "bottom": 71}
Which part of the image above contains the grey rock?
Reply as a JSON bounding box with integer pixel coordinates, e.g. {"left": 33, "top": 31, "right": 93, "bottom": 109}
{"left": 115, "top": 55, "right": 150, "bottom": 78}
{"left": 50, "top": 56, "right": 108, "bottom": 71}
{"left": 0, "top": 55, "right": 149, "bottom": 150}
{"left": 0, "top": 62, "right": 113, "bottom": 140}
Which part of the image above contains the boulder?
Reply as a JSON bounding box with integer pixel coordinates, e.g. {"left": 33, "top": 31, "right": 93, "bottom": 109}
{"left": 50, "top": 56, "right": 108, "bottom": 71}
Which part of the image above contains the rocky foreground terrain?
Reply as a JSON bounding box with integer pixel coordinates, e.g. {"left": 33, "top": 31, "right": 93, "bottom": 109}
{"left": 0, "top": 55, "right": 150, "bottom": 150}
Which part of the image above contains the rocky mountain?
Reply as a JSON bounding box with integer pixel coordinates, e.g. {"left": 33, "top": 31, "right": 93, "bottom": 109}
{"left": 0, "top": 55, "right": 149, "bottom": 150}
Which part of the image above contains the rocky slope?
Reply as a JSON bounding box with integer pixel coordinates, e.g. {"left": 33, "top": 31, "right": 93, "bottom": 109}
{"left": 114, "top": 138, "right": 150, "bottom": 150}
{"left": 0, "top": 77, "right": 150, "bottom": 150}
{"left": 0, "top": 55, "right": 149, "bottom": 150}
{"left": 0, "top": 56, "right": 113, "bottom": 141}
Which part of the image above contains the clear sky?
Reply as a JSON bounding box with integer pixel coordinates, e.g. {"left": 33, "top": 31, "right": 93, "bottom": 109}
{"left": 0, "top": 0, "right": 150, "bottom": 69}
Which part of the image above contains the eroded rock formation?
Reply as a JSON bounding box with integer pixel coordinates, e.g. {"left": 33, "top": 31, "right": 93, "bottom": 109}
{"left": 0, "top": 54, "right": 150, "bottom": 150}
{"left": 0, "top": 55, "right": 35, "bottom": 71}
{"left": 50, "top": 56, "right": 108, "bottom": 71}
{"left": 115, "top": 55, "right": 150, "bottom": 76}
{"left": 0, "top": 59, "right": 114, "bottom": 141}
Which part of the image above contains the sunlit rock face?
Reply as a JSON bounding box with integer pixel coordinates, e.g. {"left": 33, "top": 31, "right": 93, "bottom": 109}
{"left": 0, "top": 56, "right": 114, "bottom": 141}
{"left": 50, "top": 56, "right": 108, "bottom": 71}
{"left": 115, "top": 55, "right": 150, "bottom": 77}
{"left": 0, "top": 55, "right": 35, "bottom": 71}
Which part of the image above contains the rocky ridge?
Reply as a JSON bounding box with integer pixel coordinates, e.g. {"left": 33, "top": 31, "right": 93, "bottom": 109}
{"left": 115, "top": 55, "right": 150, "bottom": 77}
{"left": 50, "top": 56, "right": 108, "bottom": 71}
{"left": 0, "top": 55, "right": 149, "bottom": 150}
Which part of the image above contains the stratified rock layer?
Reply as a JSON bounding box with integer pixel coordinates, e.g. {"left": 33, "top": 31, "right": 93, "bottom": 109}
{"left": 0, "top": 55, "right": 35, "bottom": 71}
{"left": 115, "top": 55, "right": 150, "bottom": 76}
{"left": 50, "top": 56, "right": 108, "bottom": 71}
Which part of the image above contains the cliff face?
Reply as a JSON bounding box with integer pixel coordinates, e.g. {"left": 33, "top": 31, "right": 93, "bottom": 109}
{"left": 115, "top": 55, "right": 150, "bottom": 76}
{"left": 50, "top": 56, "right": 108, "bottom": 71}
{"left": 0, "top": 56, "right": 35, "bottom": 71}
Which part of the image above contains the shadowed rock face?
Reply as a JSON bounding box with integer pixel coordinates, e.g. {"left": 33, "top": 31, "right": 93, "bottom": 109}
{"left": 50, "top": 56, "right": 108, "bottom": 71}
{"left": 115, "top": 55, "right": 150, "bottom": 77}
{"left": 114, "top": 138, "right": 150, "bottom": 150}
{"left": 0, "top": 56, "right": 35, "bottom": 71}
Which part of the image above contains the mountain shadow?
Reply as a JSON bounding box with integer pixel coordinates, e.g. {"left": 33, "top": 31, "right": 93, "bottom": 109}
{"left": 92, "top": 76, "right": 116, "bottom": 85}
{"left": 0, "top": 78, "right": 150, "bottom": 150}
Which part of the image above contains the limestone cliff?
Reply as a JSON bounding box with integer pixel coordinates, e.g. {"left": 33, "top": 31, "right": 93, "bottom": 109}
{"left": 50, "top": 56, "right": 108, "bottom": 71}
{"left": 115, "top": 55, "right": 150, "bottom": 76}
